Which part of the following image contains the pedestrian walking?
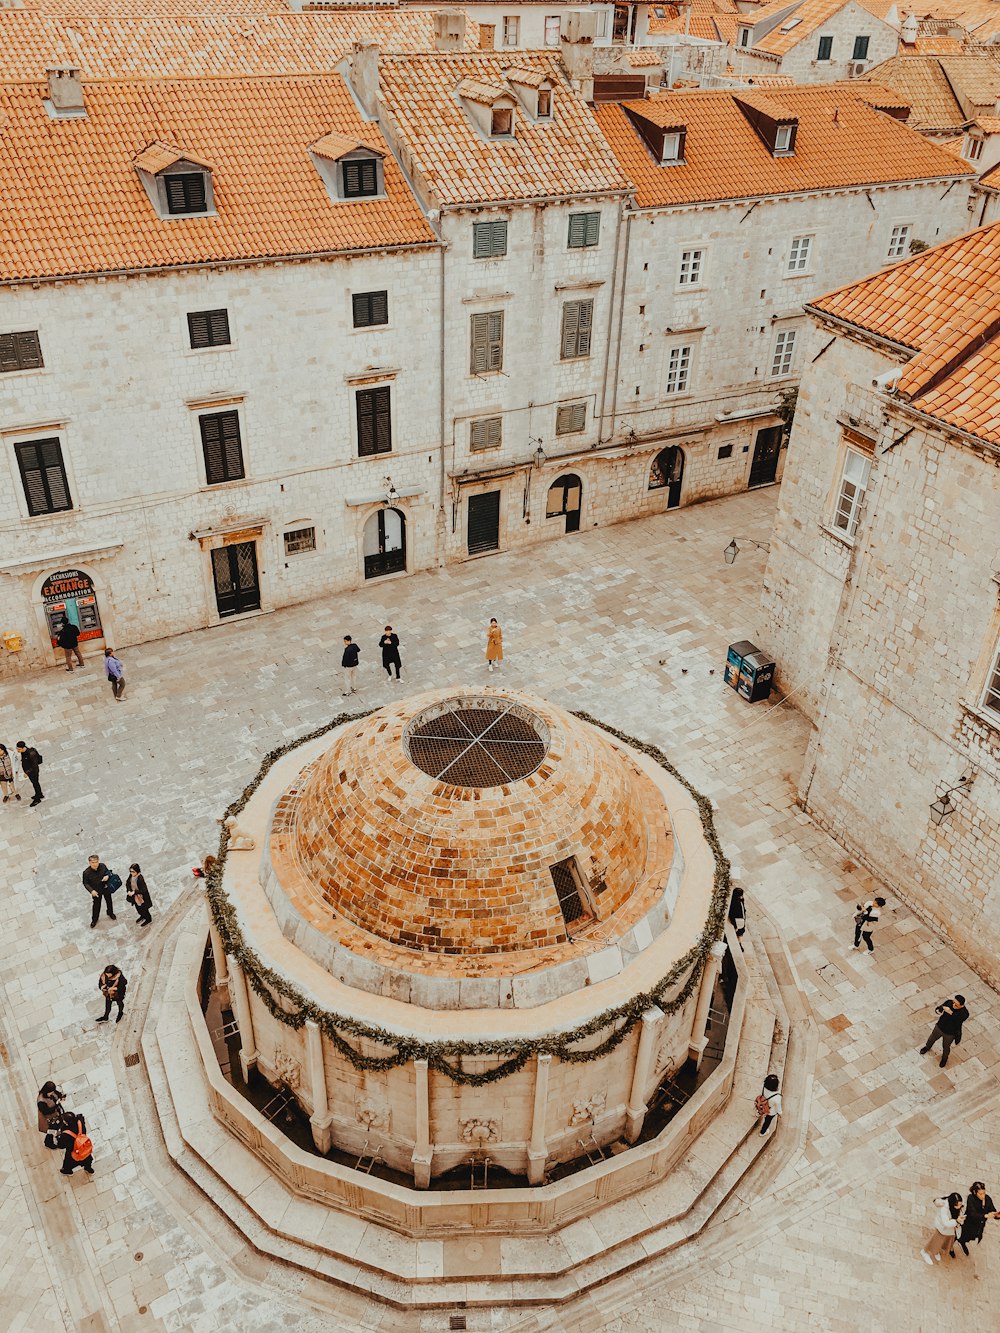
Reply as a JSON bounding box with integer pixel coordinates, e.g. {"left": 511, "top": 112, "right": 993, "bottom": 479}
{"left": 485, "top": 617, "right": 503, "bottom": 672}
{"left": 0, "top": 743, "right": 21, "bottom": 803}
{"left": 57, "top": 1111, "right": 94, "bottom": 1176}
{"left": 956, "top": 1182, "right": 999, "bottom": 1264}
{"left": 728, "top": 885, "right": 747, "bottom": 940}
{"left": 756, "top": 1073, "right": 782, "bottom": 1135}
{"left": 104, "top": 648, "right": 126, "bottom": 700}
{"left": 853, "top": 896, "right": 887, "bottom": 952}
{"left": 36, "top": 1081, "right": 65, "bottom": 1148}
{"left": 379, "top": 625, "right": 402, "bottom": 681}
{"left": 341, "top": 635, "right": 360, "bottom": 696}
{"left": 15, "top": 741, "right": 44, "bottom": 806}
{"left": 56, "top": 618, "right": 84, "bottom": 671}
{"left": 83, "top": 854, "right": 118, "bottom": 927}
{"left": 919, "top": 994, "right": 969, "bottom": 1068}
{"left": 125, "top": 863, "right": 152, "bottom": 926}
{"left": 96, "top": 964, "right": 127, "bottom": 1023}
{"left": 921, "top": 1193, "right": 963, "bottom": 1264}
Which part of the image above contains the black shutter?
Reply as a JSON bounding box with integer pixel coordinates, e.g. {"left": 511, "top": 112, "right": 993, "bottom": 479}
{"left": 352, "top": 291, "right": 389, "bottom": 328}
{"left": 467, "top": 490, "right": 501, "bottom": 554}
{"left": 0, "top": 330, "right": 44, "bottom": 372}
{"left": 15, "top": 438, "right": 71, "bottom": 515}
{"left": 356, "top": 387, "right": 392, "bottom": 456}
{"left": 187, "top": 309, "right": 230, "bottom": 349}
{"left": 165, "top": 173, "right": 207, "bottom": 214}
{"left": 200, "top": 411, "right": 244, "bottom": 484}
{"left": 343, "top": 159, "right": 378, "bottom": 198}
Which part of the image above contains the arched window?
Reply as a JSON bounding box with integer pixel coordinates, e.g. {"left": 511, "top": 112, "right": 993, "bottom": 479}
{"left": 648, "top": 448, "right": 684, "bottom": 508}
{"left": 546, "top": 474, "right": 583, "bottom": 532}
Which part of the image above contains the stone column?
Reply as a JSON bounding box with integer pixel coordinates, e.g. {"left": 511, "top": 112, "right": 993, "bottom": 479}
{"left": 207, "top": 914, "right": 230, "bottom": 1002}
{"left": 688, "top": 940, "right": 728, "bottom": 1069}
{"left": 410, "top": 1058, "right": 432, "bottom": 1189}
{"left": 305, "top": 1019, "right": 333, "bottom": 1153}
{"left": 526, "top": 1052, "right": 553, "bottom": 1184}
{"left": 227, "top": 955, "right": 257, "bottom": 1080}
{"left": 625, "top": 1006, "right": 663, "bottom": 1143}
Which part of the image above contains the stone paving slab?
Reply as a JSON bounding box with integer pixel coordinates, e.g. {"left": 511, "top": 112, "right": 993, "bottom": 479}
{"left": 0, "top": 486, "right": 997, "bottom": 1330}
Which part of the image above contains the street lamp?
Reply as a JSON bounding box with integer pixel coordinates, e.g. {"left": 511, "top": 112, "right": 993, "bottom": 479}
{"left": 382, "top": 476, "right": 399, "bottom": 508}
{"left": 929, "top": 772, "right": 974, "bottom": 825}
{"left": 724, "top": 537, "right": 771, "bottom": 564}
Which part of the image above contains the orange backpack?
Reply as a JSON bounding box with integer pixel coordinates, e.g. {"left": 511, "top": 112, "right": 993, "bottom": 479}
{"left": 71, "top": 1120, "right": 93, "bottom": 1162}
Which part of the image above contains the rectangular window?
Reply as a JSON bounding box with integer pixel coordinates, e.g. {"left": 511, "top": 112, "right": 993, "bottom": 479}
{"left": 665, "top": 344, "right": 692, "bottom": 395}
{"left": 352, "top": 290, "right": 389, "bottom": 328}
{"left": 774, "top": 124, "right": 794, "bottom": 154}
{"left": 771, "top": 329, "right": 797, "bottom": 377}
{"left": 537, "top": 88, "right": 552, "bottom": 119}
{"left": 187, "top": 309, "right": 231, "bottom": 349}
{"left": 661, "top": 131, "right": 683, "bottom": 163}
{"left": 165, "top": 172, "right": 207, "bottom": 215}
{"left": 817, "top": 34, "right": 833, "bottom": 60}
{"left": 596, "top": 10, "right": 609, "bottom": 37}
{"left": 555, "top": 402, "right": 586, "bottom": 435}
{"left": 15, "top": 437, "right": 71, "bottom": 516}
{"left": 887, "top": 224, "right": 911, "bottom": 260}
{"left": 491, "top": 106, "right": 513, "bottom": 137}
{"left": 545, "top": 14, "right": 560, "bottom": 45}
{"left": 832, "top": 447, "right": 872, "bottom": 539}
{"left": 739, "top": 27, "right": 751, "bottom": 46}
{"left": 0, "top": 330, "right": 44, "bottom": 373}
{"left": 473, "top": 219, "right": 508, "bottom": 258}
{"left": 550, "top": 858, "right": 589, "bottom": 927}
{"left": 678, "top": 248, "right": 704, "bottom": 286}
{"left": 968, "top": 136, "right": 984, "bottom": 161}
{"left": 470, "top": 416, "right": 503, "bottom": 451}
{"left": 560, "top": 299, "right": 594, "bottom": 359}
{"left": 356, "top": 386, "right": 392, "bottom": 457}
{"left": 199, "top": 410, "right": 245, "bottom": 485}
{"left": 787, "top": 235, "right": 812, "bottom": 273}
{"left": 470, "top": 311, "right": 504, "bottom": 373}
{"left": 503, "top": 14, "right": 520, "bottom": 44}
{"left": 982, "top": 640, "right": 1000, "bottom": 719}
{"left": 852, "top": 34, "right": 870, "bottom": 59}
{"left": 283, "top": 526, "right": 316, "bottom": 556}
{"left": 342, "top": 159, "right": 378, "bottom": 198}
{"left": 568, "top": 212, "right": 600, "bottom": 248}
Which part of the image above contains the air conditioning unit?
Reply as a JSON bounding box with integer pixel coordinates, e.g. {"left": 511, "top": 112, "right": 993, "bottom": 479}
{"left": 848, "top": 61, "right": 867, "bottom": 77}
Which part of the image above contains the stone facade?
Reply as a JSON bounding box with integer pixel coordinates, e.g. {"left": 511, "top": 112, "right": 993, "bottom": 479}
{"left": 734, "top": 0, "right": 899, "bottom": 83}
{"left": 759, "top": 315, "right": 1000, "bottom": 987}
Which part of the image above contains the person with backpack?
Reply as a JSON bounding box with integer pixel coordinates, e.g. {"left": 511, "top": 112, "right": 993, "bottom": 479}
{"left": 15, "top": 740, "right": 43, "bottom": 806}
{"left": 919, "top": 994, "right": 970, "bottom": 1068}
{"left": 83, "top": 854, "right": 118, "bottom": 927}
{"left": 104, "top": 648, "right": 126, "bottom": 701}
{"left": 756, "top": 1073, "right": 782, "bottom": 1135}
{"left": 56, "top": 617, "right": 84, "bottom": 671}
{"left": 57, "top": 1111, "right": 94, "bottom": 1175}
{"left": 341, "top": 635, "right": 360, "bottom": 696}
{"left": 921, "top": 1193, "right": 963, "bottom": 1263}
{"left": 853, "top": 896, "right": 886, "bottom": 952}
{"left": 36, "top": 1081, "right": 65, "bottom": 1149}
{"left": 0, "top": 743, "right": 20, "bottom": 803}
{"left": 96, "top": 964, "right": 127, "bottom": 1023}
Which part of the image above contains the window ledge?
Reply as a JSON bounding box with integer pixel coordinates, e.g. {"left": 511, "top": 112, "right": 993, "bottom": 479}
{"left": 0, "top": 367, "right": 48, "bottom": 380}
{"left": 461, "top": 291, "right": 513, "bottom": 304}
{"left": 784, "top": 270, "right": 813, "bottom": 280}
{"left": 555, "top": 279, "right": 604, "bottom": 291}
{"left": 958, "top": 700, "right": 1000, "bottom": 735}
{"left": 818, "top": 522, "right": 854, "bottom": 549}
{"left": 199, "top": 478, "right": 250, "bottom": 493}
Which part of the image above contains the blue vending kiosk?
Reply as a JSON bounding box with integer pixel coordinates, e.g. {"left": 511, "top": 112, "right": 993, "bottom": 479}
{"left": 725, "top": 640, "right": 756, "bottom": 692}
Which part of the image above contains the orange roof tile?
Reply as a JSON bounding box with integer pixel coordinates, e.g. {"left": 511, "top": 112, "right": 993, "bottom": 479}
{"left": 593, "top": 84, "right": 971, "bottom": 208}
{"left": 916, "top": 0, "right": 1000, "bottom": 43}
{"left": 310, "top": 130, "right": 384, "bottom": 160}
{"left": 0, "top": 73, "right": 435, "bottom": 282}
{"left": 376, "top": 53, "right": 630, "bottom": 206}
{"left": 748, "top": 0, "right": 896, "bottom": 57}
{"left": 0, "top": 10, "right": 483, "bottom": 82}
{"left": 627, "top": 51, "right": 663, "bottom": 67}
{"left": 911, "top": 34, "right": 965, "bottom": 53}
{"left": 456, "top": 76, "right": 511, "bottom": 105}
{"left": 974, "top": 116, "right": 1000, "bottom": 133}
{"left": 133, "top": 140, "right": 213, "bottom": 173}
{"left": 745, "top": 74, "right": 797, "bottom": 87}
{"left": 858, "top": 55, "right": 967, "bottom": 128}
{"left": 506, "top": 65, "right": 550, "bottom": 88}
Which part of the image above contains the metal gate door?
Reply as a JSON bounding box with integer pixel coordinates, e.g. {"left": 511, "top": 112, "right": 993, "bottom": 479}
{"left": 467, "top": 491, "right": 501, "bottom": 554}
{"left": 748, "top": 426, "right": 783, "bottom": 488}
{"left": 212, "top": 542, "right": 261, "bottom": 618}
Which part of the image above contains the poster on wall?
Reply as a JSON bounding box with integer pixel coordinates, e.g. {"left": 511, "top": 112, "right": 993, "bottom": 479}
{"left": 42, "top": 569, "right": 104, "bottom": 645}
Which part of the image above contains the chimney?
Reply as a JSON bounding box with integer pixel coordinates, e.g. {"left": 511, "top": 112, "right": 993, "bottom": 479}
{"left": 47, "top": 66, "right": 85, "bottom": 115}
{"left": 433, "top": 11, "right": 466, "bottom": 52}
{"left": 560, "top": 13, "right": 596, "bottom": 102}
{"left": 900, "top": 12, "right": 918, "bottom": 44}
{"left": 345, "top": 43, "right": 380, "bottom": 120}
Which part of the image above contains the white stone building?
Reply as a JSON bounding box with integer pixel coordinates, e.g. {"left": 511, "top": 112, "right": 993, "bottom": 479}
{"left": 759, "top": 220, "right": 1000, "bottom": 986}
{"left": 590, "top": 84, "right": 974, "bottom": 507}
{"left": 732, "top": 0, "right": 899, "bottom": 83}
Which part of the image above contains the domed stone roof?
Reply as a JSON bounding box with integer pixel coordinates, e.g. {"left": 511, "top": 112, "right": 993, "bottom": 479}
{"left": 268, "top": 689, "right": 673, "bottom": 969}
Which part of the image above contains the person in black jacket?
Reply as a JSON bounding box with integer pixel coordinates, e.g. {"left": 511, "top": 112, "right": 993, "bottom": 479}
{"left": 378, "top": 625, "right": 402, "bottom": 681}
{"left": 341, "top": 635, "right": 360, "bottom": 696}
{"left": 919, "top": 994, "right": 969, "bottom": 1068}
{"left": 36, "top": 1081, "right": 65, "bottom": 1148}
{"left": 56, "top": 618, "right": 84, "bottom": 671}
{"left": 15, "top": 741, "right": 43, "bottom": 806}
{"left": 96, "top": 964, "right": 127, "bottom": 1023}
{"left": 956, "top": 1181, "right": 999, "bottom": 1258}
{"left": 57, "top": 1112, "right": 94, "bottom": 1175}
{"left": 125, "top": 864, "right": 152, "bottom": 926}
{"left": 83, "top": 854, "right": 117, "bottom": 927}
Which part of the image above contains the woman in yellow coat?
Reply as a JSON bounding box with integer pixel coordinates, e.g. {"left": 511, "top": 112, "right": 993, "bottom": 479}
{"left": 485, "top": 618, "right": 503, "bottom": 671}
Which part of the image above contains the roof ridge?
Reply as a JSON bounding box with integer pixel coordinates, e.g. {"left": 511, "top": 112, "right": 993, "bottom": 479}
{"left": 897, "top": 295, "right": 1000, "bottom": 400}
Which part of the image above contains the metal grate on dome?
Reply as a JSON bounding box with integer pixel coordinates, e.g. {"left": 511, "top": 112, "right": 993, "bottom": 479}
{"left": 407, "top": 701, "right": 547, "bottom": 787}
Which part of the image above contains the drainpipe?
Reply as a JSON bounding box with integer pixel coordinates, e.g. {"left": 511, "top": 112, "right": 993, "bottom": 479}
{"left": 608, "top": 209, "right": 634, "bottom": 442}
{"left": 598, "top": 196, "right": 626, "bottom": 440}
{"left": 437, "top": 235, "right": 447, "bottom": 562}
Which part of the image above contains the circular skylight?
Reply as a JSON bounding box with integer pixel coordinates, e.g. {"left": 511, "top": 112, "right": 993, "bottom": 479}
{"left": 405, "top": 697, "right": 548, "bottom": 788}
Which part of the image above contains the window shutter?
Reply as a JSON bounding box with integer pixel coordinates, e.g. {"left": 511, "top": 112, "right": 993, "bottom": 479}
{"left": 188, "top": 312, "right": 210, "bottom": 349}
{"left": 568, "top": 214, "right": 586, "bottom": 248}
{"left": 209, "top": 309, "right": 230, "bottom": 345}
{"left": 491, "top": 222, "right": 507, "bottom": 256}
{"left": 488, "top": 311, "right": 503, "bottom": 370}
{"left": 577, "top": 300, "right": 593, "bottom": 356}
{"left": 1, "top": 330, "right": 44, "bottom": 373}
{"left": 470, "top": 313, "right": 490, "bottom": 373}
{"left": 200, "top": 411, "right": 243, "bottom": 484}
{"left": 188, "top": 310, "right": 229, "bottom": 349}
{"left": 561, "top": 303, "right": 579, "bottom": 359}
{"left": 374, "top": 387, "right": 391, "bottom": 452}
{"left": 371, "top": 290, "right": 388, "bottom": 325}
{"left": 556, "top": 403, "right": 586, "bottom": 435}
{"left": 357, "top": 391, "right": 375, "bottom": 456}
{"left": 166, "top": 173, "right": 207, "bottom": 214}
{"left": 585, "top": 213, "right": 600, "bottom": 246}
{"left": 357, "top": 387, "right": 392, "bottom": 456}
{"left": 16, "top": 438, "right": 70, "bottom": 515}
{"left": 470, "top": 417, "right": 502, "bottom": 450}
{"left": 220, "top": 412, "right": 243, "bottom": 480}
{"left": 474, "top": 221, "right": 507, "bottom": 258}
{"left": 343, "top": 159, "right": 378, "bottom": 198}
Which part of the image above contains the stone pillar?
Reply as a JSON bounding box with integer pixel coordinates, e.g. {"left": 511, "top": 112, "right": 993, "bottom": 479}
{"left": 625, "top": 1006, "right": 663, "bottom": 1143}
{"left": 688, "top": 940, "right": 728, "bottom": 1069}
{"left": 305, "top": 1019, "right": 333, "bottom": 1153}
{"left": 411, "top": 1058, "right": 432, "bottom": 1189}
{"left": 227, "top": 955, "right": 257, "bottom": 1081}
{"left": 207, "top": 914, "right": 229, "bottom": 1002}
{"left": 526, "top": 1053, "right": 553, "bottom": 1184}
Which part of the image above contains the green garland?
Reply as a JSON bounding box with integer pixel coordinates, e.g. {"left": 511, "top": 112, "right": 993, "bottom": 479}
{"left": 203, "top": 709, "right": 731, "bottom": 1087}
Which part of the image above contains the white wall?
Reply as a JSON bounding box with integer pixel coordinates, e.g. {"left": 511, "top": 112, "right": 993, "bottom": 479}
{"left": 733, "top": 1, "right": 898, "bottom": 83}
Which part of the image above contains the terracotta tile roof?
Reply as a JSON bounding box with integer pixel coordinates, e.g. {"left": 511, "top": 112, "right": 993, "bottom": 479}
{"left": 745, "top": 74, "right": 797, "bottom": 87}
{"left": 980, "top": 159, "right": 1000, "bottom": 186}
{"left": 627, "top": 51, "right": 664, "bottom": 67}
{"left": 506, "top": 65, "right": 550, "bottom": 88}
{"left": 809, "top": 221, "right": 1000, "bottom": 445}
{"left": 0, "top": 10, "right": 482, "bottom": 82}
{"left": 456, "top": 76, "right": 511, "bottom": 105}
{"left": 0, "top": 73, "right": 435, "bottom": 282}
{"left": 917, "top": 0, "right": 1000, "bottom": 43}
{"left": 310, "top": 130, "right": 383, "bottom": 159}
{"left": 21, "top": 0, "right": 288, "bottom": 13}
{"left": 974, "top": 115, "right": 1000, "bottom": 133}
{"left": 376, "top": 53, "right": 631, "bottom": 206}
{"left": 646, "top": 0, "right": 738, "bottom": 37}
{"left": 593, "top": 84, "right": 971, "bottom": 208}
{"left": 748, "top": 0, "right": 896, "bottom": 57}
{"left": 859, "top": 55, "right": 967, "bottom": 128}
{"left": 132, "top": 140, "right": 213, "bottom": 173}
{"left": 911, "top": 34, "right": 965, "bottom": 53}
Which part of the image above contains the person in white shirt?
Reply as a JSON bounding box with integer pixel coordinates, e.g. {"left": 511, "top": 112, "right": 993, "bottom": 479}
{"left": 853, "top": 896, "right": 886, "bottom": 952}
{"left": 757, "top": 1073, "right": 782, "bottom": 1135}
{"left": 922, "top": 1194, "right": 963, "bottom": 1264}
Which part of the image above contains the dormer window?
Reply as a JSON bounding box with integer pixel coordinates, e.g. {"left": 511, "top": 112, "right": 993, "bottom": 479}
{"left": 505, "top": 68, "right": 553, "bottom": 123}
{"left": 492, "top": 105, "right": 513, "bottom": 137}
{"left": 733, "top": 95, "right": 798, "bottom": 158}
{"left": 662, "top": 131, "right": 684, "bottom": 163}
{"left": 537, "top": 88, "right": 552, "bottom": 119}
{"left": 624, "top": 107, "right": 687, "bottom": 166}
{"left": 309, "top": 133, "right": 386, "bottom": 203}
{"left": 775, "top": 124, "right": 794, "bottom": 154}
{"left": 739, "top": 26, "right": 751, "bottom": 47}
{"left": 134, "top": 143, "right": 216, "bottom": 220}
{"left": 967, "top": 135, "right": 984, "bottom": 162}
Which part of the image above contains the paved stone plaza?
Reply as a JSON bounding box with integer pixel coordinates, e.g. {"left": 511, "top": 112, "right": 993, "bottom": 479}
{"left": 1, "top": 486, "right": 997, "bottom": 1332}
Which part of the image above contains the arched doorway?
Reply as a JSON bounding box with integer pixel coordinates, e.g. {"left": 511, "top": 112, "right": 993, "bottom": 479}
{"left": 363, "top": 507, "right": 406, "bottom": 579}
{"left": 649, "top": 447, "right": 684, "bottom": 509}
{"left": 41, "top": 568, "right": 105, "bottom": 662}
{"left": 546, "top": 474, "right": 583, "bottom": 533}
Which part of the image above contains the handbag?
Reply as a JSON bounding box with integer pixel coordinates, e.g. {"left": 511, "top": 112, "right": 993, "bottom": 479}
{"left": 107, "top": 872, "right": 122, "bottom": 893}
{"left": 754, "top": 1094, "right": 771, "bottom": 1117}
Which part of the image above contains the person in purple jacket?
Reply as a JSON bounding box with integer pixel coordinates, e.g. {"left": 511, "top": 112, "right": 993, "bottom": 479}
{"left": 104, "top": 648, "right": 126, "bottom": 701}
